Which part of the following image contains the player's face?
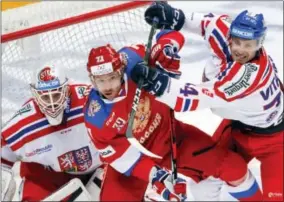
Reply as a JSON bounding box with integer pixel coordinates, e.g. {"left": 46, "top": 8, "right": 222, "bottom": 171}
{"left": 230, "top": 37, "right": 258, "bottom": 64}
{"left": 31, "top": 83, "right": 69, "bottom": 119}
{"left": 37, "top": 87, "right": 66, "bottom": 112}
{"left": 92, "top": 71, "right": 123, "bottom": 100}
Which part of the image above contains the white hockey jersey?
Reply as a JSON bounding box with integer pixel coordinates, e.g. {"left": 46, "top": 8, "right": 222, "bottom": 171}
{"left": 157, "top": 12, "right": 283, "bottom": 128}
{"left": 1, "top": 84, "right": 101, "bottom": 174}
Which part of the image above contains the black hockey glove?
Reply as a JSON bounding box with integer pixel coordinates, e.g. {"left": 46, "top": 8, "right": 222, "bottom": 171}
{"left": 144, "top": 2, "right": 185, "bottom": 31}
{"left": 131, "top": 62, "right": 170, "bottom": 97}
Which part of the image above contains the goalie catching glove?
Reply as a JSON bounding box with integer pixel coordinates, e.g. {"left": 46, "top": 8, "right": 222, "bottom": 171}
{"left": 150, "top": 166, "right": 187, "bottom": 201}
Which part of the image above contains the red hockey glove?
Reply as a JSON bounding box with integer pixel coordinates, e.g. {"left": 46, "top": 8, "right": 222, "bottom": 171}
{"left": 149, "top": 38, "right": 181, "bottom": 79}
{"left": 149, "top": 31, "right": 185, "bottom": 79}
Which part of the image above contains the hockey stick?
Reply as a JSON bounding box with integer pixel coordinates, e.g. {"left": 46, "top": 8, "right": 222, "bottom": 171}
{"left": 126, "top": 17, "right": 162, "bottom": 159}
{"left": 170, "top": 109, "right": 178, "bottom": 183}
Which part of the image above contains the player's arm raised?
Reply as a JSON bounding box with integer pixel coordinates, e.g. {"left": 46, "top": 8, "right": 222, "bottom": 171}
{"left": 130, "top": 60, "right": 264, "bottom": 112}
{"left": 144, "top": 1, "right": 228, "bottom": 38}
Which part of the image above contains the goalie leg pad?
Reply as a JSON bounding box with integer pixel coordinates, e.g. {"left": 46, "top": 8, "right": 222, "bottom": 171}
{"left": 1, "top": 164, "right": 17, "bottom": 201}
{"left": 84, "top": 166, "right": 104, "bottom": 201}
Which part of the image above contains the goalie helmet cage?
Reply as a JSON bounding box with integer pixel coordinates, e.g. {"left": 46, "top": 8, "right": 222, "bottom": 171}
{"left": 1, "top": 1, "right": 152, "bottom": 125}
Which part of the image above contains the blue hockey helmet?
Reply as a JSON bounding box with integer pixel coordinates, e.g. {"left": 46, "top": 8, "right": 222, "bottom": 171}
{"left": 230, "top": 10, "right": 267, "bottom": 43}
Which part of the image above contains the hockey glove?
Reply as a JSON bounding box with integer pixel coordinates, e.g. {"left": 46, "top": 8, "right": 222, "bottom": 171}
{"left": 131, "top": 62, "right": 170, "bottom": 97}
{"left": 144, "top": 2, "right": 185, "bottom": 31}
{"left": 150, "top": 166, "right": 187, "bottom": 201}
{"left": 149, "top": 38, "right": 181, "bottom": 79}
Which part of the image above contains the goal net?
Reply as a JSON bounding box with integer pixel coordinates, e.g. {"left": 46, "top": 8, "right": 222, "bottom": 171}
{"left": 1, "top": 1, "right": 152, "bottom": 125}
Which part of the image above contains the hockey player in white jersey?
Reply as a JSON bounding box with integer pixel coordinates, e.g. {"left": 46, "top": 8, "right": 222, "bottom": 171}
{"left": 131, "top": 2, "right": 283, "bottom": 201}
{"left": 1, "top": 65, "right": 102, "bottom": 201}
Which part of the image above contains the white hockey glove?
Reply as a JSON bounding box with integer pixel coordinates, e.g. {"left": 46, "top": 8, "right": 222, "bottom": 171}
{"left": 1, "top": 164, "right": 16, "bottom": 201}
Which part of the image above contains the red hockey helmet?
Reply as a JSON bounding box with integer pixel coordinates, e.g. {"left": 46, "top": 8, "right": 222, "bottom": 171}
{"left": 87, "top": 44, "right": 126, "bottom": 76}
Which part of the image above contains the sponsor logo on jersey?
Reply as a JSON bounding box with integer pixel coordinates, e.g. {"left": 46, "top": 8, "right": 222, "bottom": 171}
{"left": 223, "top": 63, "right": 258, "bottom": 97}
{"left": 11, "top": 103, "right": 32, "bottom": 120}
{"left": 88, "top": 100, "right": 101, "bottom": 117}
{"left": 260, "top": 74, "right": 281, "bottom": 101}
{"left": 266, "top": 111, "right": 278, "bottom": 123}
{"left": 58, "top": 146, "right": 92, "bottom": 172}
{"left": 25, "top": 144, "right": 53, "bottom": 157}
{"left": 4, "top": 102, "right": 36, "bottom": 128}
{"left": 60, "top": 128, "right": 72, "bottom": 135}
{"left": 98, "top": 145, "right": 116, "bottom": 158}
{"left": 133, "top": 96, "right": 151, "bottom": 133}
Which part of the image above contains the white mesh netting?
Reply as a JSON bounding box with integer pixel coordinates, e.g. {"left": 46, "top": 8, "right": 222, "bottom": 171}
{"left": 2, "top": 1, "right": 150, "bottom": 125}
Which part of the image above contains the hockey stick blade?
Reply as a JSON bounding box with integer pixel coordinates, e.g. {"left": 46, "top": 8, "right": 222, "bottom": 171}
{"left": 128, "top": 137, "right": 162, "bottom": 159}
{"left": 126, "top": 17, "right": 162, "bottom": 159}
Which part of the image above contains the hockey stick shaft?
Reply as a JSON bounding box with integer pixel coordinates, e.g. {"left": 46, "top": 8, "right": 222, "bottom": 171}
{"left": 126, "top": 17, "right": 162, "bottom": 159}
{"left": 170, "top": 109, "right": 178, "bottom": 183}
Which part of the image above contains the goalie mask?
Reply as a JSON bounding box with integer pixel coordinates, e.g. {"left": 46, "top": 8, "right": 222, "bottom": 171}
{"left": 30, "top": 65, "right": 69, "bottom": 125}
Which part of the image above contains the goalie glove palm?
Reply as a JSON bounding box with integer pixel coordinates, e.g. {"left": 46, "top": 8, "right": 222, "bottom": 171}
{"left": 150, "top": 166, "right": 187, "bottom": 201}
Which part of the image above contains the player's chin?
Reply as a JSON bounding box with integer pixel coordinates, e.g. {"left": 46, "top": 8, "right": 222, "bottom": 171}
{"left": 232, "top": 55, "right": 248, "bottom": 64}
{"left": 103, "top": 92, "right": 116, "bottom": 100}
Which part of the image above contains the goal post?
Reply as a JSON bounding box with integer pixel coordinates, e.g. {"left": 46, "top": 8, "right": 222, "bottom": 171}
{"left": 1, "top": 1, "right": 152, "bottom": 125}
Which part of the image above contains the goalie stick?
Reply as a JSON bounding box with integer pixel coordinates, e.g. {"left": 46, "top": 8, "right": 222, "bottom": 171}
{"left": 126, "top": 17, "right": 162, "bottom": 159}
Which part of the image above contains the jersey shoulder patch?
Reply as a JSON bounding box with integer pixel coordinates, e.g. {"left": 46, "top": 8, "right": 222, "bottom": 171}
{"left": 84, "top": 89, "right": 113, "bottom": 129}
{"left": 71, "top": 84, "right": 91, "bottom": 100}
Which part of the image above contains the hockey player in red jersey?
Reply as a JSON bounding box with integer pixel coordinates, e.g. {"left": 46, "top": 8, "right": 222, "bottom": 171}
{"left": 84, "top": 29, "right": 263, "bottom": 201}
{"left": 1, "top": 65, "right": 102, "bottom": 201}
{"left": 135, "top": 2, "right": 284, "bottom": 201}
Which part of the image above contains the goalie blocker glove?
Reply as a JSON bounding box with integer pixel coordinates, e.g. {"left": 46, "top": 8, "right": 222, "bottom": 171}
{"left": 144, "top": 2, "right": 185, "bottom": 31}
{"left": 131, "top": 62, "right": 170, "bottom": 97}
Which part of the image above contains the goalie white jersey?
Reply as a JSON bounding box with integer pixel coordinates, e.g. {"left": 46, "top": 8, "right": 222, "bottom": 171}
{"left": 158, "top": 12, "right": 283, "bottom": 128}
{"left": 1, "top": 84, "right": 101, "bottom": 174}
